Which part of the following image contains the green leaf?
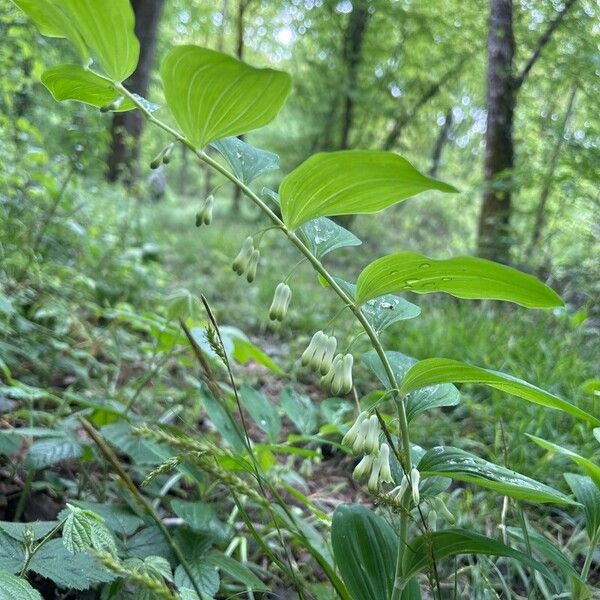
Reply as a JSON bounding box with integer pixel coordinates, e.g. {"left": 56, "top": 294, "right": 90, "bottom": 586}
{"left": 160, "top": 45, "right": 291, "bottom": 148}
{"left": 418, "top": 446, "right": 576, "bottom": 505}
{"left": 331, "top": 504, "right": 397, "bottom": 600}
{"left": 41, "top": 65, "right": 135, "bottom": 110}
{"left": 0, "top": 531, "right": 25, "bottom": 573}
{"left": 13, "top": 0, "right": 139, "bottom": 81}
{"left": 124, "top": 527, "right": 174, "bottom": 563}
{"left": 362, "top": 351, "right": 460, "bottom": 421}
{"left": 355, "top": 252, "right": 564, "bottom": 308}
{"left": 299, "top": 218, "right": 362, "bottom": 259}
{"left": 280, "top": 150, "right": 457, "bottom": 229}
{"left": 143, "top": 556, "right": 173, "bottom": 583}
{"left": 29, "top": 539, "right": 114, "bottom": 590}
{"left": 239, "top": 385, "right": 281, "bottom": 442}
{"left": 62, "top": 506, "right": 95, "bottom": 553}
{"left": 200, "top": 390, "right": 245, "bottom": 453}
{"left": 401, "top": 528, "right": 553, "bottom": 584}
{"left": 175, "top": 560, "right": 219, "bottom": 598}
{"left": 0, "top": 571, "right": 42, "bottom": 600}
{"left": 170, "top": 500, "right": 229, "bottom": 541}
{"left": 400, "top": 358, "right": 599, "bottom": 426}
{"left": 205, "top": 552, "right": 269, "bottom": 592}
{"left": 279, "top": 386, "right": 317, "bottom": 435}
{"left": 70, "top": 501, "right": 143, "bottom": 536}
{"left": 528, "top": 436, "right": 600, "bottom": 487}
{"left": 0, "top": 521, "right": 57, "bottom": 542}
{"left": 11, "top": 0, "right": 89, "bottom": 62}
{"left": 26, "top": 438, "right": 82, "bottom": 469}
{"left": 564, "top": 474, "right": 600, "bottom": 539}
{"left": 211, "top": 137, "right": 279, "bottom": 184}
{"left": 230, "top": 336, "right": 283, "bottom": 374}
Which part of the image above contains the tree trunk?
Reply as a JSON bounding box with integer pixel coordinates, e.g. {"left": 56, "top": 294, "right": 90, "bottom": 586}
{"left": 477, "top": 0, "right": 515, "bottom": 263}
{"left": 429, "top": 109, "right": 453, "bottom": 177}
{"left": 106, "top": 0, "right": 165, "bottom": 184}
{"left": 340, "top": 0, "right": 369, "bottom": 149}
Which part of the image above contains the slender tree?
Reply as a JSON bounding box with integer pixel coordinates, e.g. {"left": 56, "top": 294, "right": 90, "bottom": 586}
{"left": 107, "top": 0, "right": 165, "bottom": 184}
{"left": 477, "top": 0, "right": 577, "bottom": 263}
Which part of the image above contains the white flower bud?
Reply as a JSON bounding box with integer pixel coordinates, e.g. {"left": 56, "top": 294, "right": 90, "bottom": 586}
{"left": 368, "top": 457, "right": 382, "bottom": 492}
{"left": 394, "top": 476, "right": 409, "bottom": 503}
{"left": 427, "top": 509, "right": 437, "bottom": 531}
{"left": 269, "top": 283, "right": 291, "bottom": 321}
{"left": 410, "top": 467, "right": 420, "bottom": 505}
{"left": 319, "top": 336, "right": 337, "bottom": 375}
{"left": 339, "top": 353, "right": 354, "bottom": 394}
{"left": 352, "top": 454, "right": 373, "bottom": 480}
{"left": 353, "top": 418, "right": 371, "bottom": 454}
{"left": 321, "top": 353, "right": 343, "bottom": 390}
{"left": 378, "top": 443, "right": 393, "bottom": 484}
{"left": 246, "top": 249, "right": 260, "bottom": 283}
{"left": 364, "top": 415, "right": 380, "bottom": 455}
{"left": 201, "top": 194, "right": 214, "bottom": 225}
{"left": 301, "top": 331, "right": 325, "bottom": 367}
{"left": 232, "top": 237, "right": 254, "bottom": 275}
{"left": 341, "top": 411, "right": 367, "bottom": 448}
{"left": 435, "top": 497, "right": 456, "bottom": 524}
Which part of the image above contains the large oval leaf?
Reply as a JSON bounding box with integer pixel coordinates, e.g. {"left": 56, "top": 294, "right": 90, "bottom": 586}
{"left": 402, "top": 528, "right": 553, "bottom": 585}
{"left": 14, "top": 0, "right": 139, "bottom": 81}
{"left": 418, "top": 446, "right": 577, "bottom": 505}
{"left": 399, "top": 358, "right": 599, "bottom": 426}
{"left": 280, "top": 150, "right": 457, "bottom": 229}
{"left": 160, "top": 46, "right": 291, "bottom": 148}
{"left": 331, "top": 504, "right": 397, "bottom": 600}
{"left": 355, "top": 252, "right": 563, "bottom": 308}
{"left": 41, "top": 65, "right": 136, "bottom": 111}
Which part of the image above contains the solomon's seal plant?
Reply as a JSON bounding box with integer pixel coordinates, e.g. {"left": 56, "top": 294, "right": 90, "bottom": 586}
{"left": 12, "top": 1, "right": 600, "bottom": 598}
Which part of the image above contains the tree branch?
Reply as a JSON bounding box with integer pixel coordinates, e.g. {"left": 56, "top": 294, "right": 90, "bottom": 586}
{"left": 513, "top": 0, "right": 577, "bottom": 90}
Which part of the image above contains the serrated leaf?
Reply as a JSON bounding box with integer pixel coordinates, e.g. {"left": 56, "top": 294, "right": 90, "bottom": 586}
{"left": 29, "top": 539, "right": 114, "bottom": 590}
{"left": 418, "top": 446, "right": 576, "bottom": 505}
{"left": 356, "top": 252, "right": 564, "bottom": 308}
{"left": 362, "top": 351, "right": 460, "bottom": 421}
{"left": 143, "top": 556, "right": 173, "bottom": 583}
{"left": 205, "top": 552, "right": 268, "bottom": 592}
{"left": 299, "top": 217, "right": 362, "bottom": 259}
{"left": 280, "top": 150, "right": 456, "bottom": 229}
{"left": 0, "top": 531, "right": 25, "bottom": 573}
{"left": 0, "top": 571, "right": 42, "bottom": 600}
{"left": 70, "top": 501, "right": 143, "bottom": 536}
{"left": 160, "top": 45, "right": 291, "bottom": 148}
{"left": 62, "top": 508, "right": 94, "bottom": 553}
{"left": 0, "top": 521, "right": 58, "bottom": 542}
{"left": 26, "top": 438, "right": 82, "bottom": 469}
{"left": 175, "top": 560, "right": 219, "bottom": 598}
{"left": 239, "top": 385, "right": 281, "bottom": 442}
{"left": 279, "top": 387, "right": 317, "bottom": 435}
{"left": 211, "top": 137, "right": 279, "bottom": 184}
{"left": 399, "top": 358, "right": 599, "bottom": 426}
{"left": 41, "top": 65, "right": 135, "bottom": 110}
{"left": 401, "top": 528, "right": 553, "bottom": 585}
{"left": 528, "top": 436, "right": 600, "bottom": 487}
{"left": 124, "top": 527, "right": 174, "bottom": 563}
{"left": 331, "top": 504, "right": 397, "bottom": 600}
{"left": 564, "top": 474, "right": 600, "bottom": 539}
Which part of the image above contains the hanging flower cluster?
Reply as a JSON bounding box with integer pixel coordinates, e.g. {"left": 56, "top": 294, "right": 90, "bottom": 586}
{"left": 269, "top": 283, "right": 292, "bottom": 321}
{"left": 343, "top": 411, "right": 393, "bottom": 491}
{"left": 389, "top": 466, "right": 421, "bottom": 505}
{"left": 232, "top": 236, "right": 260, "bottom": 282}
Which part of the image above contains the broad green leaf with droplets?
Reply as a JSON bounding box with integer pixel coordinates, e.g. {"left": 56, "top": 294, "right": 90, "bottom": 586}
{"left": 528, "top": 435, "right": 600, "bottom": 487}
{"left": 402, "top": 528, "right": 553, "bottom": 585}
{"left": 280, "top": 150, "right": 457, "bottom": 229}
{"left": 279, "top": 150, "right": 457, "bottom": 229}
{"left": 356, "top": 252, "right": 563, "bottom": 308}
{"left": 13, "top": 0, "right": 139, "bottom": 81}
{"left": 41, "top": 65, "right": 135, "bottom": 111}
{"left": 211, "top": 137, "right": 279, "bottom": 184}
{"left": 0, "top": 572, "right": 42, "bottom": 600}
{"left": 564, "top": 474, "right": 600, "bottom": 539}
{"left": 239, "top": 385, "right": 281, "bottom": 442}
{"left": 362, "top": 351, "right": 459, "bottom": 420}
{"left": 161, "top": 46, "right": 291, "bottom": 148}
{"left": 418, "top": 446, "right": 577, "bottom": 505}
{"left": 299, "top": 218, "right": 362, "bottom": 259}
{"left": 399, "top": 358, "right": 599, "bottom": 426}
